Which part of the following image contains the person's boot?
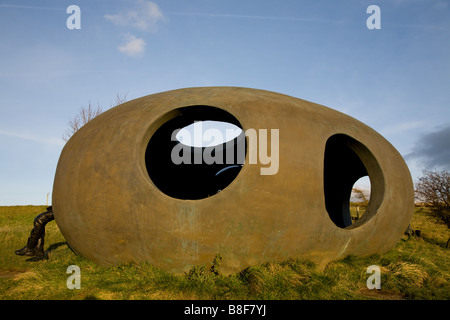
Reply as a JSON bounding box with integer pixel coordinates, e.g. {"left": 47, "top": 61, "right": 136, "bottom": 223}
{"left": 15, "top": 234, "right": 45, "bottom": 257}
{"left": 15, "top": 237, "right": 36, "bottom": 256}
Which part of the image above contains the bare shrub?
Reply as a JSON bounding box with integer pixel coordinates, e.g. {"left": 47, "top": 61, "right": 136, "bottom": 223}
{"left": 62, "top": 93, "right": 127, "bottom": 142}
{"left": 415, "top": 169, "right": 450, "bottom": 228}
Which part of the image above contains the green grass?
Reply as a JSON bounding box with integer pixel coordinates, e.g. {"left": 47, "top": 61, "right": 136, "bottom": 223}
{"left": 0, "top": 205, "right": 448, "bottom": 300}
{"left": 349, "top": 202, "right": 367, "bottom": 221}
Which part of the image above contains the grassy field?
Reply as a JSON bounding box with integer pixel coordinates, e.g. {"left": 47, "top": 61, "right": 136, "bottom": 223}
{"left": 0, "top": 205, "right": 448, "bottom": 300}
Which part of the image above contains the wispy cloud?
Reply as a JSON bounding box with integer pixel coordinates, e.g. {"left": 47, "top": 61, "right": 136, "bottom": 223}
{"left": 104, "top": 0, "right": 164, "bottom": 32}
{"left": 0, "top": 129, "right": 64, "bottom": 147}
{"left": 117, "top": 33, "right": 146, "bottom": 58}
{"left": 167, "top": 10, "right": 447, "bottom": 30}
{"left": 0, "top": 4, "right": 60, "bottom": 10}
{"left": 167, "top": 11, "right": 337, "bottom": 24}
{"left": 380, "top": 120, "right": 427, "bottom": 136}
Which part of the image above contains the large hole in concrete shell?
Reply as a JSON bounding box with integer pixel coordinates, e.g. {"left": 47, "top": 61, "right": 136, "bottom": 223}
{"left": 145, "top": 106, "right": 247, "bottom": 200}
{"left": 324, "top": 134, "right": 384, "bottom": 229}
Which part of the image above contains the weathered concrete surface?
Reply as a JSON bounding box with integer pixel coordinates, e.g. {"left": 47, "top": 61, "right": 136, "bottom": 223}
{"left": 52, "top": 87, "right": 414, "bottom": 273}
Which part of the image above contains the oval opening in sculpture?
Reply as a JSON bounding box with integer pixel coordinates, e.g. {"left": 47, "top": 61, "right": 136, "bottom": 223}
{"left": 176, "top": 121, "right": 243, "bottom": 148}
{"left": 323, "top": 134, "right": 384, "bottom": 229}
{"left": 145, "top": 106, "right": 247, "bottom": 200}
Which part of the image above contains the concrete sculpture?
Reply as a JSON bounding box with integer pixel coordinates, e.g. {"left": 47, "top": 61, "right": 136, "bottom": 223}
{"left": 52, "top": 87, "right": 414, "bottom": 273}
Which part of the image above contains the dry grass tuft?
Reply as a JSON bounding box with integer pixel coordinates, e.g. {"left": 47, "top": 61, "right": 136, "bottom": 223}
{"left": 387, "top": 261, "right": 428, "bottom": 287}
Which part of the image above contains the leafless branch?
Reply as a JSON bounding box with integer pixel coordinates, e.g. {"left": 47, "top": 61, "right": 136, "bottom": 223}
{"left": 352, "top": 187, "right": 369, "bottom": 205}
{"left": 62, "top": 101, "right": 103, "bottom": 142}
{"left": 62, "top": 94, "right": 128, "bottom": 143}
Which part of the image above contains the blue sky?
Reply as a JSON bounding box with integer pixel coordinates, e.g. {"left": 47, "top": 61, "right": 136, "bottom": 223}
{"left": 0, "top": 0, "right": 449, "bottom": 205}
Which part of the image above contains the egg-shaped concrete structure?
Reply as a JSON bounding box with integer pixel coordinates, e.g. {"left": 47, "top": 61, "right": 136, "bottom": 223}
{"left": 52, "top": 87, "right": 414, "bottom": 273}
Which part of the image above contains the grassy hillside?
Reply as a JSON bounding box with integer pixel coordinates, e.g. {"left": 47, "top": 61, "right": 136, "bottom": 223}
{"left": 0, "top": 205, "right": 448, "bottom": 300}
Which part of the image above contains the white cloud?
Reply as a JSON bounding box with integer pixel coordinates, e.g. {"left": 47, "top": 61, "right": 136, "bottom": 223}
{"left": 118, "top": 33, "right": 146, "bottom": 58}
{"left": 105, "top": 0, "right": 164, "bottom": 31}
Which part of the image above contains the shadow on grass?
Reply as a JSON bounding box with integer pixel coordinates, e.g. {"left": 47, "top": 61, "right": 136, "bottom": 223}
{"left": 421, "top": 235, "right": 450, "bottom": 249}
{"left": 47, "top": 241, "right": 68, "bottom": 252}
{"left": 403, "top": 233, "right": 449, "bottom": 249}
{"left": 25, "top": 241, "right": 69, "bottom": 262}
